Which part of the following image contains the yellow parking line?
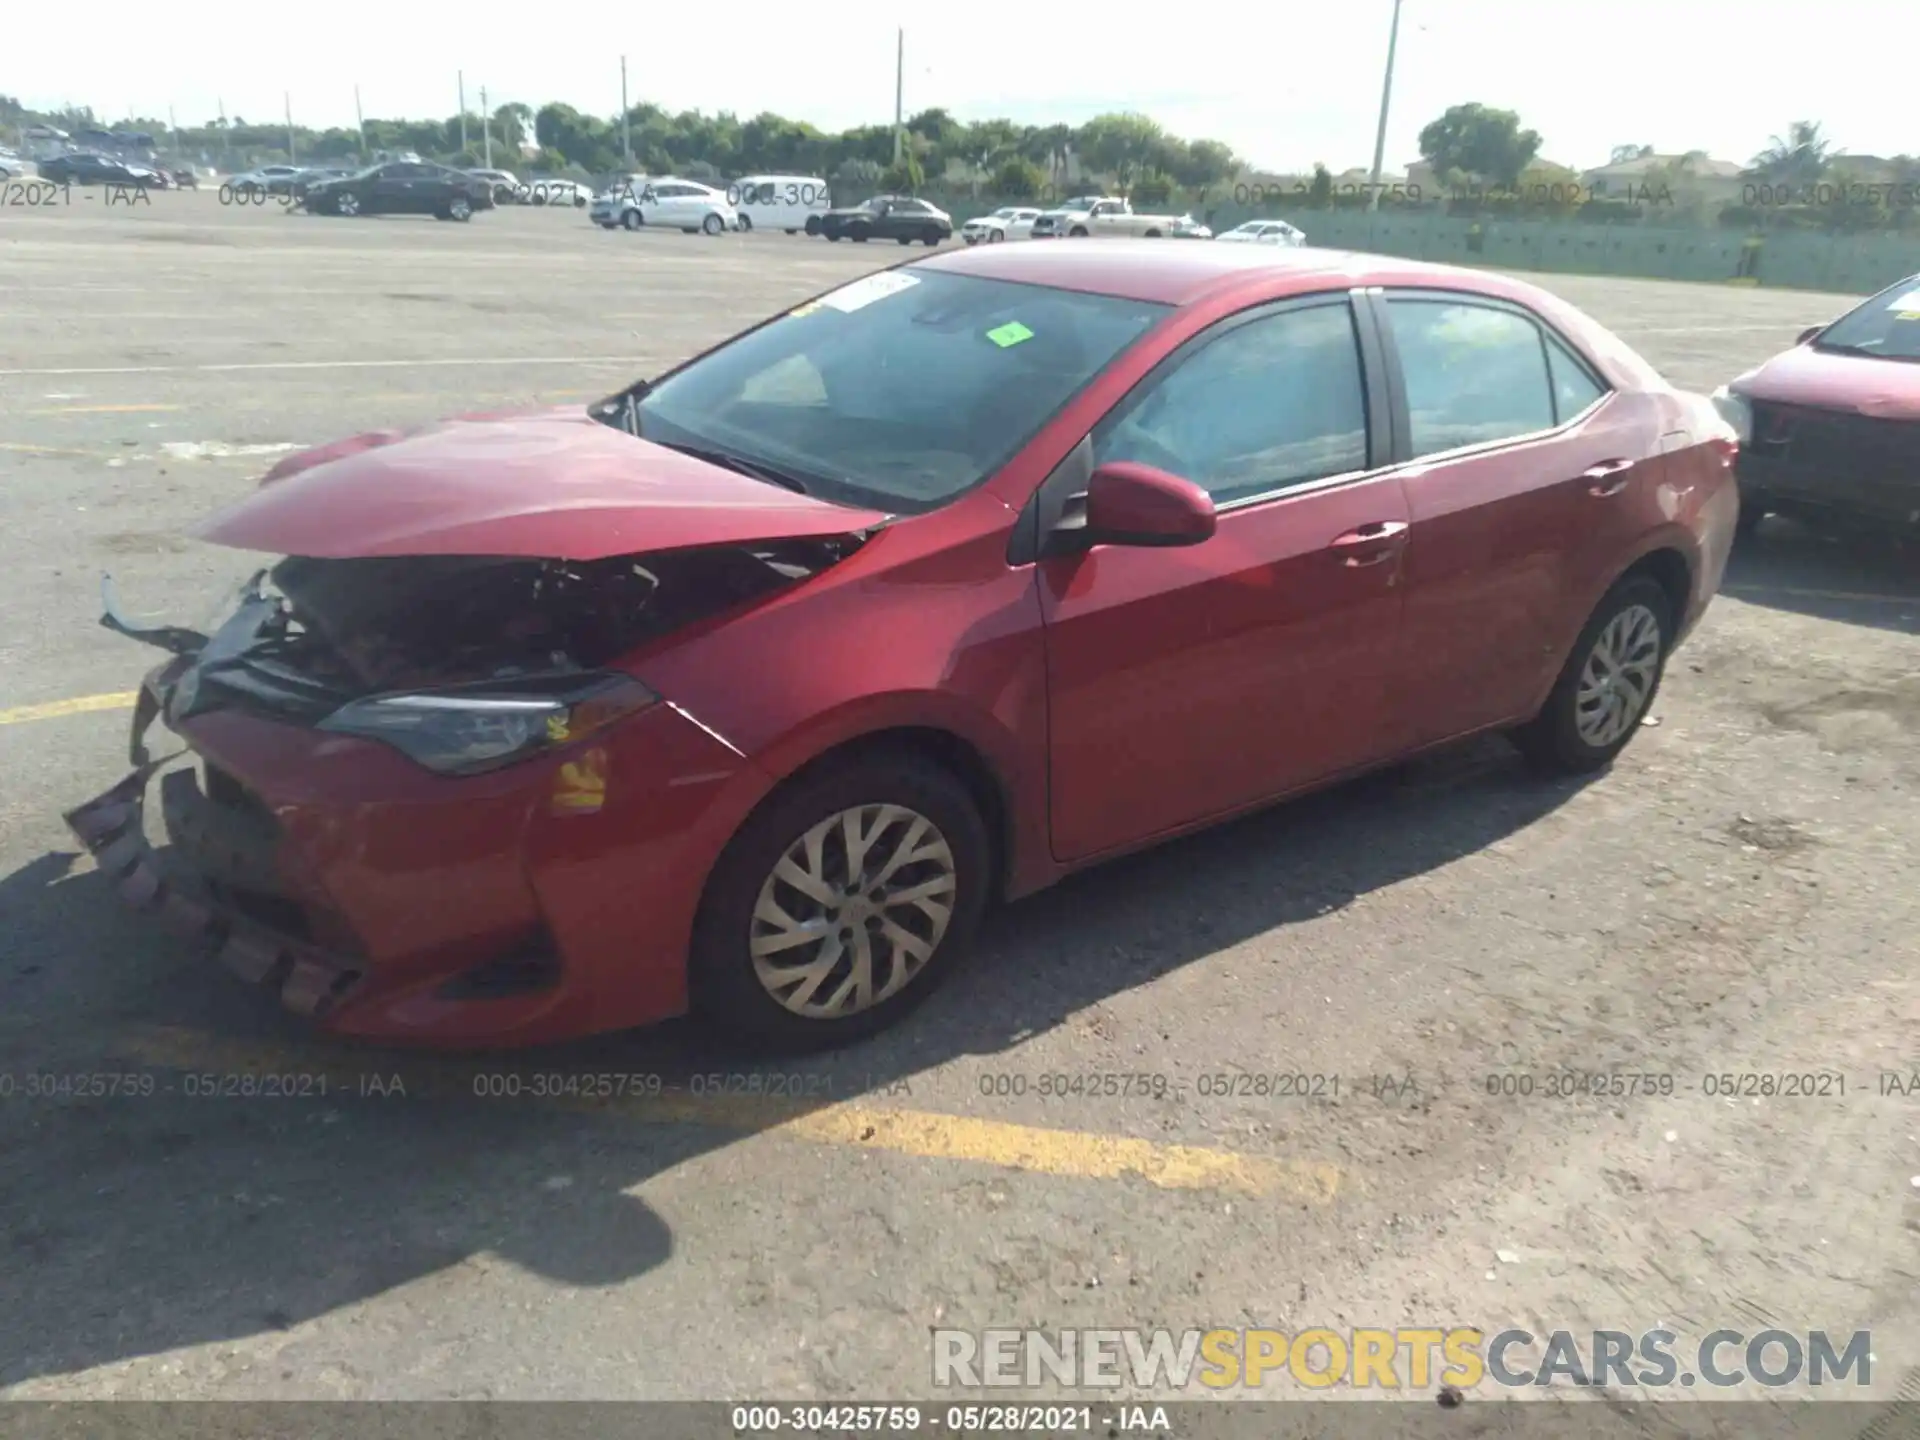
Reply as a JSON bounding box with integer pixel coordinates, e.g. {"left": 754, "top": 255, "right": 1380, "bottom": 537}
{"left": 0, "top": 691, "right": 137, "bottom": 726}
{"left": 118, "top": 1026, "right": 1346, "bottom": 1202}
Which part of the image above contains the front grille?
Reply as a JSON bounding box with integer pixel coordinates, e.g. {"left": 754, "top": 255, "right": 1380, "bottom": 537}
{"left": 1748, "top": 401, "right": 1920, "bottom": 484}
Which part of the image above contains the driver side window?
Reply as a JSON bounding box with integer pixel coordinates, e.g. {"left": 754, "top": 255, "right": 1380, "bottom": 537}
{"left": 1092, "top": 302, "right": 1371, "bottom": 505}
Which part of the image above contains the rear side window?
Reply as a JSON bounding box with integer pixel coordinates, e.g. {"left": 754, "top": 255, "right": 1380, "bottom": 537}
{"left": 1386, "top": 298, "right": 1555, "bottom": 457}
{"left": 1545, "top": 334, "right": 1607, "bottom": 421}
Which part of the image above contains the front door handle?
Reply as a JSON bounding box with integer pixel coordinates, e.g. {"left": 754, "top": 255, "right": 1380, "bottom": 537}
{"left": 1328, "top": 519, "right": 1410, "bottom": 567}
{"left": 1582, "top": 458, "right": 1635, "bottom": 497}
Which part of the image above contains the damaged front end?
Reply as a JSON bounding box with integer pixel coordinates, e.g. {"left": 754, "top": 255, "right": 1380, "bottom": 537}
{"left": 64, "top": 535, "right": 862, "bottom": 1031}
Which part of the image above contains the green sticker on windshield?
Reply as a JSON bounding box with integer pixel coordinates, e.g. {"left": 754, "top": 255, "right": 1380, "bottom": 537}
{"left": 986, "top": 320, "right": 1034, "bottom": 348}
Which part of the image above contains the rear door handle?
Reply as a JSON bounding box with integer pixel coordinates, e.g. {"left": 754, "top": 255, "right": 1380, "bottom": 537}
{"left": 1582, "top": 458, "right": 1635, "bottom": 496}
{"left": 1328, "top": 519, "right": 1410, "bottom": 567}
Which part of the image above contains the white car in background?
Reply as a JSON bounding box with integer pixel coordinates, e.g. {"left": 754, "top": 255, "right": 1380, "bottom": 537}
{"left": 1217, "top": 219, "right": 1307, "bottom": 246}
{"left": 1168, "top": 214, "right": 1212, "bottom": 239}
{"left": 600, "top": 176, "right": 738, "bottom": 234}
{"left": 590, "top": 174, "right": 649, "bottom": 226}
{"left": 961, "top": 205, "right": 1043, "bottom": 245}
{"left": 727, "top": 174, "right": 832, "bottom": 234}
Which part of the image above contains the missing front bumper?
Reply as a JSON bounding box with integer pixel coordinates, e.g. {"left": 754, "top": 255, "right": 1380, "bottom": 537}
{"left": 62, "top": 766, "right": 365, "bottom": 1019}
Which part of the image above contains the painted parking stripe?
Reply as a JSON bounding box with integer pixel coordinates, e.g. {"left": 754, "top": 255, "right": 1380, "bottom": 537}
{"left": 21, "top": 403, "right": 184, "bottom": 415}
{"left": 0, "top": 691, "right": 137, "bottom": 726}
{"left": 118, "top": 1025, "right": 1347, "bottom": 1203}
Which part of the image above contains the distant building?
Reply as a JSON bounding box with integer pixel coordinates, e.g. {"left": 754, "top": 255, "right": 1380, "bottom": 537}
{"left": 1580, "top": 151, "right": 1744, "bottom": 204}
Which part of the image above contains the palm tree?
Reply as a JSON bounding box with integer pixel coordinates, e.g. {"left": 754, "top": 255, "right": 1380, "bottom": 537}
{"left": 1749, "top": 121, "right": 1830, "bottom": 186}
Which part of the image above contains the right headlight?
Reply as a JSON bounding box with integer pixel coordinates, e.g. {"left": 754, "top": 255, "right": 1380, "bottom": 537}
{"left": 1709, "top": 384, "right": 1751, "bottom": 444}
{"left": 317, "top": 672, "right": 658, "bottom": 776}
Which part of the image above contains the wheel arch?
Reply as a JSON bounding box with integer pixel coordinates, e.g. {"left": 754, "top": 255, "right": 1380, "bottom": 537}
{"left": 728, "top": 723, "right": 1016, "bottom": 904}
{"left": 1528, "top": 539, "right": 1696, "bottom": 721}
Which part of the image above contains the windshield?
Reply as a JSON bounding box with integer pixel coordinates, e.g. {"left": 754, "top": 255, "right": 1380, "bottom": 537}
{"left": 632, "top": 270, "right": 1169, "bottom": 512}
{"left": 1814, "top": 277, "right": 1920, "bottom": 361}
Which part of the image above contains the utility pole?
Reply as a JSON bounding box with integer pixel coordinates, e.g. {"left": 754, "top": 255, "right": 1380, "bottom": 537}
{"left": 167, "top": 105, "right": 177, "bottom": 156}
{"left": 458, "top": 71, "right": 468, "bottom": 155}
{"left": 284, "top": 93, "right": 295, "bottom": 162}
{"left": 620, "top": 57, "right": 632, "bottom": 165}
{"left": 481, "top": 86, "right": 491, "bottom": 167}
{"left": 1366, "top": 0, "right": 1404, "bottom": 211}
{"left": 891, "top": 28, "right": 904, "bottom": 165}
{"left": 354, "top": 85, "right": 367, "bottom": 158}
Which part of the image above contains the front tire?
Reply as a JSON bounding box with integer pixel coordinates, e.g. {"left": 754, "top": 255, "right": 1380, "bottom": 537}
{"left": 449, "top": 196, "right": 472, "bottom": 222}
{"left": 336, "top": 191, "right": 361, "bottom": 217}
{"left": 691, "top": 752, "right": 991, "bottom": 1051}
{"left": 702, "top": 212, "right": 725, "bottom": 235}
{"left": 849, "top": 225, "right": 870, "bottom": 243}
{"left": 804, "top": 215, "right": 822, "bottom": 236}
{"left": 622, "top": 208, "right": 643, "bottom": 231}
{"left": 1069, "top": 225, "right": 1088, "bottom": 237}
{"left": 923, "top": 226, "right": 943, "bottom": 246}
{"left": 1510, "top": 575, "right": 1672, "bottom": 775}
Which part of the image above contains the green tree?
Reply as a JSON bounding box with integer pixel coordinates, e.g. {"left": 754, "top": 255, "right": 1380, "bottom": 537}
{"left": 1748, "top": 121, "right": 1831, "bottom": 186}
{"left": 1307, "top": 163, "right": 1334, "bottom": 207}
{"left": 881, "top": 152, "right": 924, "bottom": 193}
{"left": 1078, "top": 112, "right": 1164, "bottom": 190}
{"left": 1418, "top": 103, "right": 1543, "bottom": 187}
{"left": 993, "top": 157, "right": 1046, "bottom": 198}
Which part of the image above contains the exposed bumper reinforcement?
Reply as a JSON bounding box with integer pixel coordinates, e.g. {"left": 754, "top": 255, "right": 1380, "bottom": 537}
{"left": 62, "top": 766, "right": 365, "bottom": 1019}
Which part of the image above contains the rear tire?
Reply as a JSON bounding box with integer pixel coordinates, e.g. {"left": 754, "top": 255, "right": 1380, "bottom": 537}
{"left": 1509, "top": 575, "right": 1672, "bottom": 776}
{"left": 923, "top": 226, "right": 943, "bottom": 246}
{"left": 737, "top": 213, "right": 753, "bottom": 232}
{"left": 449, "top": 196, "right": 472, "bottom": 222}
{"left": 690, "top": 751, "right": 991, "bottom": 1052}
{"left": 1734, "top": 497, "right": 1766, "bottom": 541}
{"left": 702, "top": 212, "right": 725, "bottom": 235}
{"left": 850, "top": 225, "right": 870, "bottom": 243}
{"left": 804, "top": 215, "right": 822, "bottom": 236}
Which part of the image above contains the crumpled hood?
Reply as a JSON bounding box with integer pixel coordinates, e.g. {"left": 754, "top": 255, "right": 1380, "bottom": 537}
{"left": 194, "top": 407, "right": 890, "bottom": 560}
{"left": 1735, "top": 345, "right": 1920, "bottom": 422}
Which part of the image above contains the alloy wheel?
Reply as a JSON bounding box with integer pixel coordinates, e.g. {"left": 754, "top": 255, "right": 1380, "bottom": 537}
{"left": 1573, "top": 603, "right": 1661, "bottom": 748}
{"left": 748, "top": 804, "right": 957, "bottom": 1019}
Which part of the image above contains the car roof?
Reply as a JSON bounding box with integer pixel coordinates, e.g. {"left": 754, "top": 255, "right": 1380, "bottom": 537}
{"left": 911, "top": 237, "right": 1612, "bottom": 316}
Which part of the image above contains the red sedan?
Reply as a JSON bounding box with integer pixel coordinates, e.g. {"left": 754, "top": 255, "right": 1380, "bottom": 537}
{"left": 1713, "top": 271, "right": 1920, "bottom": 537}
{"left": 66, "top": 242, "right": 1739, "bottom": 1051}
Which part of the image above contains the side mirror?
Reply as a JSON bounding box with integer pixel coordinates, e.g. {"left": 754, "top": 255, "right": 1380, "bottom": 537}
{"left": 1083, "top": 463, "right": 1216, "bottom": 548}
{"left": 1797, "top": 325, "right": 1824, "bottom": 345}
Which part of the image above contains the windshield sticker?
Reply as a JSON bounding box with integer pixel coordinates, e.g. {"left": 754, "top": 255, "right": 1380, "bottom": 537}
{"left": 986, "top": 320, "right": 1035, "bottom": 348}
{"left": 819, "top": 271, "right": 921, "bottom": 313}
{"left": 1887, "top": 290, "right": 1920, "bottom": 311}
{"left": 789, "top": 301, "right": 822, "bottom": 318}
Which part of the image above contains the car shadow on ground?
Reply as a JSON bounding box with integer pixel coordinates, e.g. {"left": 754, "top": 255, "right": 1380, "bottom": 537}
{"left": 0, "top": 735, "right": 1585, "bottom": 1388}
{"left": 1722, "top": 518, "right": 1920, "bottom": 635}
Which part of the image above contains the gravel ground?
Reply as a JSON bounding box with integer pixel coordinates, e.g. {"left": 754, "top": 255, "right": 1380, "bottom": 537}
{"left": 0, "top": 194, "right": 1915, "bottom": 1417}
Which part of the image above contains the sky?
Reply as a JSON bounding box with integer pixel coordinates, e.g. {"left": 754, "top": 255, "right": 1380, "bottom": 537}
{"left": 12, "top": 0, "right": 1918, "bottom": 174}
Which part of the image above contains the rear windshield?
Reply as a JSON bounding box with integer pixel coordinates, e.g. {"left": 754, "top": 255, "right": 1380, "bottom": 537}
{"left": 1815, "top": 277, "right": 1920, "bottom": 361}
{"left": 636, "top": 270, "right": 1168, "bottom": 512}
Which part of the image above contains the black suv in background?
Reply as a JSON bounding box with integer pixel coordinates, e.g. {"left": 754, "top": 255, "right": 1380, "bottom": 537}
{"left": 300, "top": 161, "right": 495, "bottom": 220}
{"left": 38, "top": 153, "right": 167, "bottom": 186}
